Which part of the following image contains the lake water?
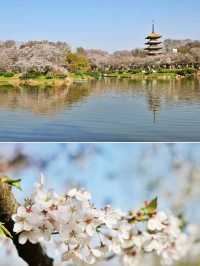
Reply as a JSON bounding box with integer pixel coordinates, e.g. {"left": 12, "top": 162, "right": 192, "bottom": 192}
{"left": 0, "top": 78, "right": 200, "bottom": 142}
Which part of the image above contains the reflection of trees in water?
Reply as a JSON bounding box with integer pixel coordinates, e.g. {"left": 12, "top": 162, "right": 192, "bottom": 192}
{"left": 0, "top": 78, "right": 199, "bottom": 116}
{"left": 0, "top": 84, "right": 91, "bottom": 115}
{"left": 144, "top": 78, "right": 200, "bottom": 122}
{"left": 89, "top": 78, "right": 200, "bottom": 123}
{"left": 88, "top": 78, "right": 200, "bottom": 105}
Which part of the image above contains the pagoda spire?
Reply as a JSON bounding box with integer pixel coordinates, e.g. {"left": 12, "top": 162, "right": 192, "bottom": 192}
{"left": 152, "top": 20, "right": 155, "bottom": 33}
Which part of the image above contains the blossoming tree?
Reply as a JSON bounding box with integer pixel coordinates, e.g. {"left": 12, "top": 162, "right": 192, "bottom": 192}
{"left": 0, "top": 175, "right": 199, "bottom": 266}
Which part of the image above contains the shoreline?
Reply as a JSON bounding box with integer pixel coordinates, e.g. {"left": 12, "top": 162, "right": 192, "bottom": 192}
{"left": 0, "top": 71, "right": 198, "bottom": 88}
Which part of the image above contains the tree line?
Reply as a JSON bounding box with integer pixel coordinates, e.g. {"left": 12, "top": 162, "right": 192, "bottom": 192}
{"left": 0, "top": 39, "right": 199, "bottom": 77}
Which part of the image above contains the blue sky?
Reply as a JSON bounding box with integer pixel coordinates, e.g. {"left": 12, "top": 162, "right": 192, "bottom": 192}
{"left": 0, "top": 0, "right": 199, "bottom": 51}
{"left": 1, "top": 143, "right": 199, "bottom": 222}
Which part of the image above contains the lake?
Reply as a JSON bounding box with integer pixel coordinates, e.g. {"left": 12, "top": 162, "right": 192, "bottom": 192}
{"left": 0, "top": 78, "right": 200, "bottom": 142}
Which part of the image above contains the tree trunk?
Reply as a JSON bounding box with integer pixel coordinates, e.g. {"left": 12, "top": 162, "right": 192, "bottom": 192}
{"left": 0, "top": 180, "right": 53, "bottom": 266}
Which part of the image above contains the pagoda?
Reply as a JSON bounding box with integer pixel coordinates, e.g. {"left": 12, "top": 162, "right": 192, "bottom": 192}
{"left": 145, "top": 22, "right": 162, "bottom": 56}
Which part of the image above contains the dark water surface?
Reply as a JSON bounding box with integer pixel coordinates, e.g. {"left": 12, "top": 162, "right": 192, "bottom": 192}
{"left": 0, "top": 78, "right": 200, "bottom": 141}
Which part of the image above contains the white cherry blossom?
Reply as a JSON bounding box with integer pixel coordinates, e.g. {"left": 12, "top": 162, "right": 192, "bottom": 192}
{"left": 12, "top": 177, "right": 191, "bottom": 266}
{"left": 12, "top": 206, "right": 33, "bottom": 233}
{"left": 147, "top": 211, "right": 168, "bottom": 231}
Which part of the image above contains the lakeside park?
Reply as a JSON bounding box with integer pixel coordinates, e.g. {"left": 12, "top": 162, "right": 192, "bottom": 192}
{"left": 0, "top": 1, "right": 200, "bottom": 141}
{"left": 0, "top": 28, "right": 200, "bottom": 141}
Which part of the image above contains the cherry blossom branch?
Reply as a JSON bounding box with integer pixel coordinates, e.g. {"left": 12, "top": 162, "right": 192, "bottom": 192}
{"left": 2, "top": 175, "right": 198, "bottom": 266}
{"left": 0, "top": 179, "right": 53, "bottom": 266}
{"left": 10, "top": 176, "right": 191, "bottom": 266}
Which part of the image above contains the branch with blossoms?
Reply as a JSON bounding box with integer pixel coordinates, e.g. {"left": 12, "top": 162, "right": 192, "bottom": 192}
{"left": 0, "top": 176, "right": 195, "bottom": 266}
{"left": 0, "top": 176, "right": 53, "bottom": 266}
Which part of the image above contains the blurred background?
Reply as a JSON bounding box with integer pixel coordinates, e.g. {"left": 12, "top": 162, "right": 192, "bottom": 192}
{"left": 0, "top": 143, "right": 200, "bottom": 266}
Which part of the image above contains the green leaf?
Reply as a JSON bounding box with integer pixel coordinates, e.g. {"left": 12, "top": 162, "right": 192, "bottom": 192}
{"left": 0, "top": 176, "right": 22, "bottom": 190}
{"left": 128, "top": 197, "right": 158, "bottom": 223}
{"left": 0, "top": 222, "right": 12, "bottom": 239}
{"left": 178, "top": 213, "right": 187, "bottom": 230}
{"left": 7, "top": 179, "right": 22, "bottom": 190}
{"left": 145, "top": 197, "right": 158, "bottom": 215}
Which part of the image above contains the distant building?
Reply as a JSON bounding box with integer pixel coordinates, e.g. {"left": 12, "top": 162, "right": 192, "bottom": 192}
{"left": 172, "top": 48, "right": 178, "bottom": 54}
{"left": 145, "top": 22, "right": 162, "bottom": 56}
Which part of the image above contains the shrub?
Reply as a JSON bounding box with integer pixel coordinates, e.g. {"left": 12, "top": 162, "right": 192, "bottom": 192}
{"left": 89, "top": 71, "right": 102, "bottom": 79}
{"left": 131, "top": 69, "right": 142, "bottom": 74}
{"left": 156, "top": 68, "right": 195, "bottom": 76}
{"left": 45, "top": 73, "right": 54, "bottom": 79}
{"left": 176, "top": 68, "right": 195, "bottom": 76}
{"left": 20, "top": 70, "right": 42, "bottom": 80}
{"left": 0, "top": 71, "right": 14, "bottom": 77}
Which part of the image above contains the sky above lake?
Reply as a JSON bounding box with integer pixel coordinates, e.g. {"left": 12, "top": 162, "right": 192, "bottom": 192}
{"left": 0, "top": 0, "right": 199, "bottom": 51}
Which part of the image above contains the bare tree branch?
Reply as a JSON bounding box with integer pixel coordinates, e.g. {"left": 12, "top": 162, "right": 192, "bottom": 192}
{"left": 0, "top": 180, "right": 53, "bottom": 266}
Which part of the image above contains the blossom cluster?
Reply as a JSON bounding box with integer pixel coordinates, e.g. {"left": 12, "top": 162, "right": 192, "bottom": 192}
{"left": 12, "top": 177, "right": 189, "bottom": 266}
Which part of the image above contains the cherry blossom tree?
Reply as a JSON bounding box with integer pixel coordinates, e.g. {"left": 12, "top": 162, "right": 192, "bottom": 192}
{"left": 0, "top": 175, "right": 199, "bottom": 266}
{"left": 0, "top": 144, "right": 200, "bottom": 266}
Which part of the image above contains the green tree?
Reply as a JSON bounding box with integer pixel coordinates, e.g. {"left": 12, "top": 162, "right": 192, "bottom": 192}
{"left": 66, "top": 52, "right": 90, "bottom": 73}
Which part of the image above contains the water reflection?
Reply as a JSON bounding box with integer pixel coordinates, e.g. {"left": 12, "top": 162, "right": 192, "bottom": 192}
{"left": 0, "top": 79, "right": 200, "bottom": 116}
{"left": 0, "top": 84, "right": 91, "bottom": 115}
{"left": 0, "top": 78, "right": 200, "bottom": 141}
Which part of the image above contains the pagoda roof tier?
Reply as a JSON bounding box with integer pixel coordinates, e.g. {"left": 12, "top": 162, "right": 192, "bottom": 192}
{"left": 146, "top": 33, "right": 162, "bottom": 40}
{"left": 145, "top": 41, "right": 162, "bottom": 45}
{"left": 148, "top": 53, "right": 162, "bottom": 56}
{"left": 147, "top": 51, "right": 163, "bottom": 56}
{"left": 145, "top": 46, "right": 162, "bottom": 51}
